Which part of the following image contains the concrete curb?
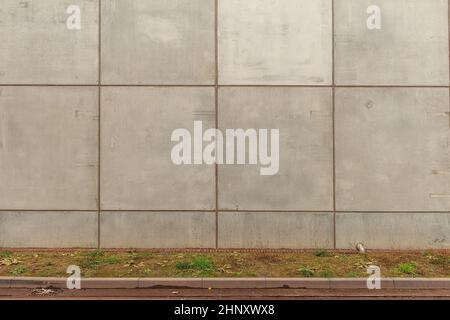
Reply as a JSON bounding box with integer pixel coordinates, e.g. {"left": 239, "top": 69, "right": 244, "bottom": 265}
{"left": 0, "top": 277, "right": 449, "bottom": 289}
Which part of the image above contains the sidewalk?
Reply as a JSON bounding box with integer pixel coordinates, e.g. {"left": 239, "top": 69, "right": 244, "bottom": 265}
{"left": 1, "top": 277, "right": 449, "bottom": 290}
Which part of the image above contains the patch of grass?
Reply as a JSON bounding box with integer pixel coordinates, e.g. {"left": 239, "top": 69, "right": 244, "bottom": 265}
{"left": 297, "top": 266, "right": 314, "bottom": 277}
{"left": 347, "top": 271, "right": 360, "bottom": 278}
{"left": 102, "top": 255, "right": 122, "bottom": 265}
{"left": 0, "top": 251, "right": 13, "bottom": 258}
{"left": 397, "top": 262, "right": 417, "bottom": 275}
{"left": 81, "top": 250, "right": 122, "bottom": 269}
{"left": 175, "top": 256, "right": 215, "bottom": 275}
{"left": 12, "top": 267, "right": 27, "bottom": 276}
{"left": 191, "top": 257, "right": 214, "bottom": 271}
{"left": 81, "top": 251, "right": 105, "bottom": 269}
{"left": 175, "top": 261, "right": 192, "bottom": 270}
{"left": 0, "top": 250, "right": 448, "bottom": 278}
{"left": 319, "top": 270, "right": 334, "bottom": 278}
{"left": 85, "top": 250, "right": 105, "bottom": 260}
{"left": 315, "top": 250, "right": 333, "bottom": 258}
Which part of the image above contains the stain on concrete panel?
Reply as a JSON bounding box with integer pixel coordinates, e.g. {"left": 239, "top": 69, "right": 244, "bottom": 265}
{"left": 101, "top": 0, "right": 215, "bottom": 84}
{"left": 219, "top": 0, "right": 332, "bottom": 85}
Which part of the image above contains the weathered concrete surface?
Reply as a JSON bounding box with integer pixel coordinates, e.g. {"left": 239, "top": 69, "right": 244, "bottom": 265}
{"left": 336, "top": 212, "right": 450, "bottom": 249}
{"left": 0, "top": 87, "right": 98, "bottom": 210}
{"left": 335, "top": 0, "right": 449, "bottom": 85}
{"left": 0, "top": 0, "right": 98, "bottom": 84}
{"left": 3, "top": 277, "right": 448, "bottom": 290}
{"left": 101, "top": 87, "right": 215, "bottom": 210}
{"left": 218, "top": 87, "right": 333, "bottom": 211}
{"left": 101, "top": 0, "right": 215, "bottom": 84}
{"left": 100, "top": 211, "right": 215, "bottom": 248}
{"left": 218, "top": 212, "right": 333, "bottom": 249}
{"left": 0, "top": 211, "right": 98, "bottom": 248}
{"left": 218, "top": 0, "right": 332, "bottom": 85}
{"left": 0, "top": 1, "right": 449, "bottom": 250}
{"left": 139, "top": 278, "right": 202, "bottom": 289}
{"left": 335, "top": 88, "right": 450, "bottom": 212}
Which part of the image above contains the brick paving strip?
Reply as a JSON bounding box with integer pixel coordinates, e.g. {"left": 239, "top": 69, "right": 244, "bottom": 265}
{"left": 0, "top": 277, "right": 448, "bottom": 290}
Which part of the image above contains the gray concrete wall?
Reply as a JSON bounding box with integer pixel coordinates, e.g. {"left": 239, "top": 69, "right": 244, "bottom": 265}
{"left": 0, "top": 0, "right": 449, "bottom": 249}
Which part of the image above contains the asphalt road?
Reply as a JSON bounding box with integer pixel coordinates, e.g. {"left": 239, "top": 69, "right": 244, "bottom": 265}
{"left": 0, "top": 288, "right": 449, "bottom": 300}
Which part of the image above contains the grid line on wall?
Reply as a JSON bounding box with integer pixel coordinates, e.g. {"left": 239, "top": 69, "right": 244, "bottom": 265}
{"left": 1, "top": 84, "right": 450, "bottom": 88}
{"left": 1, "top": 209, "right": 449, "bottom": 214}
{"left": 331, "top": 0, "right": 337, "bottom": 249}
{"left": 97, "top": 0, "right": 102, "bottom": 249}
{"left": 214, "top": 0, "right": 219, "bottom": 249}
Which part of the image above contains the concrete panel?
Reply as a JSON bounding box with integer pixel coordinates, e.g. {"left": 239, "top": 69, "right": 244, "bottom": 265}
{"left": 218, "top": 212, "right": 334, "bottom": 249}
{"left": 336, "top": 88, "right": 450, "bottom": 211}
{"left": 101, "top": 0, "right": 215, "bottom": 84}
{"left": 100, "top": 211, "right": 215, "bottom": 248}
{"left": 0, "top": 211, "right": 98, "bottom": 248}
{"left": 101, "top": 87, "right": 215, "bottom": 210}
{"left": 218, "top": 87, "right": 333, "bottom": 211}
{"left": 336, "top": 212, "right": 450, "bottom": 249}
{"left": 335, "top": 0, "right": 449, "bottom": 85}
{"left": 0, "top": 87, "right": 98, "bottom": 210}
{"left": 0, "top": 0, "right": 98, "bottom": 84}
{"left": 218, "top": 0, "right": 332, "bottom": 85}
